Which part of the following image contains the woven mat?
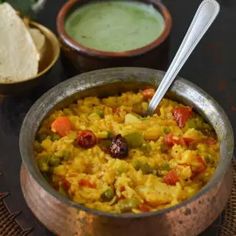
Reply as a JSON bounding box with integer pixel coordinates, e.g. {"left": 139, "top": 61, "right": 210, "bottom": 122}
{"left": 0, "top": 193, "right": 32, "bottom": 236}
{"left": 219, "top": 160, "right": 236, "bottom": 236}
{"left": 1, "top": 162, "right": 236, "bottom": 236}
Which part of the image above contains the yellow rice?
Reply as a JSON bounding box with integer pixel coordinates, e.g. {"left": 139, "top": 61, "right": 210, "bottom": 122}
{"left": 34, "top": 90, "right": 219, "bottom": 213}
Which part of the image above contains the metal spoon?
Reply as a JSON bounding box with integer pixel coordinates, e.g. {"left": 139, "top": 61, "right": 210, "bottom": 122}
{"left": 147, "top": 0, "right": 220, "bottom": 115}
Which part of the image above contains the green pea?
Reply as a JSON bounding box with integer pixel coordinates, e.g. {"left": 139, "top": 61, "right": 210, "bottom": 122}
{"left": 204, "top": 156, "right": 215, "bottom": 165}
{"left": 98, "top": 139, "right": 112, "bottom": 153}
{"left": 160, "top": 163, "right": 171, "bottom": 171}
{"left": 118, "top": 199, "right": 140, "bottom": 212}
{"left": 50, "top": 133, "right": 60, "bottom": 141}
{"left": 49, "top": 155, "right": 61, "bottom": 167}
{"left": 62, "top": 151, "right": 70, "bottom": 161}
{"left": 133, "top": 160, "right": 142, "bottom": 169}
{"left": 140, "top": 163, "right": 154, "bottom": 174}
{"left": 38, "top": 159, "right": 49, "bottom": 172}
{"left": 101, "top": 188, "right": 114, "bottom": 201}
{"left": 63, "top": 108, "right": 73, "bottom": 115}
{"left": 59, "top": 185, "right": 68, "bottom": 197}
{"left": 185, "top": 117, "right": 211, "bottom": 131}
{"left": 107, "top": 131, "right": 114, "bottom": 139}
{"left": 34, "top": 141, "right": 43, "bottom": 152}
{"left": 133, "top": 161, "right": 153, "bottom": 174}
{"left": 95, "top": 109, "right": 104, "bottom": 118}
{"left": 185, "top": 118, "right": 198, "bottom": 129}
{"left": 36, "top": 133, "right": 48, "bottom": 142}
{"left": 163, "top": 127, "right": 171, "bottom": 134}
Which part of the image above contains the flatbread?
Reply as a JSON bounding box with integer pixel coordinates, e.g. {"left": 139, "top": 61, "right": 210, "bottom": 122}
{"left": 0, "top": 3, "right": 39, "bottom": 83}
{"left": 29, "top": 28, "right": 46, "bottom": 59}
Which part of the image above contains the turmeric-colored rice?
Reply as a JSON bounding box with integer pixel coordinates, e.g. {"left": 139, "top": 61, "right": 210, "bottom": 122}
{"left": 34, "top": 89, "right": 219, "bottom": 213}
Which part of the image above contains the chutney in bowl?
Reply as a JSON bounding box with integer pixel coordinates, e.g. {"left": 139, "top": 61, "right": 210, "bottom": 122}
{"left": 57, "top": 0, "right": 172, "bottom": 72}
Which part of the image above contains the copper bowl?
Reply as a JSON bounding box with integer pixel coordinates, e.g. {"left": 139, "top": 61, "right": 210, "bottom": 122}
{"left": 20, "top": 67, "right": 234, "bottom": 236}
{"left": 0, "top": 21, "right": 60, "bottom": 95}
{"left": 56, "top": 0, "right": 172, "bottom": 72}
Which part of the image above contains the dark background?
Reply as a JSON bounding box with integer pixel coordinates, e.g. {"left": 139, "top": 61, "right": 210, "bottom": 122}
{"left": 0, "top": 0, "right": 235, "bottom": 235}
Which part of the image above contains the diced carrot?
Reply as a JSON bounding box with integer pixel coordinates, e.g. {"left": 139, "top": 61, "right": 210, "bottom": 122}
{"left": 172, "top": 106, "right": 192, "bottom": 128}
{"left": 163, "top": 170, "right": 179, "bottom": 185}
{"left": 183, "top": 137, "right": 194, "bottom": 146}
{"left": 191, "top": 156, "right": 207, "bottom": 177}
{"left": 51, "top": 116, "right": 73, "bottom": 137}
{"left": 139, "top": 203, "right": 151, "bottom": 212}
{"left": 61, "top": 178, "right": 70, "bottom": 191}
{"left": 164, "top": 134, "right": 185, "bottom": 147}
{"left": 195, "top": 156, "right": 207, "bottom": 173}
{"left": 183, "top": 137, "right": 198, "bottom": 149}
{"left": 79, "top": 179, "right": 96, "bottom": 188}
{"left": 141, "top": 88, "right": 155, "bottom": 100}
{"left": 204, "top": 137, "right": 217, "bottom": 145}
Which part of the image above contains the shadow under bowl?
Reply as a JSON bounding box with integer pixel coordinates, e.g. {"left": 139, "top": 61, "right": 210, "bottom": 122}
{"left": 0, "top": 21, "right": 60, "bottom": 96}
{"left": 57, "top": 0, "right": 172, "bottom": 72}
{"left": 20, "top": 67, "right": 234, "bottom": 236}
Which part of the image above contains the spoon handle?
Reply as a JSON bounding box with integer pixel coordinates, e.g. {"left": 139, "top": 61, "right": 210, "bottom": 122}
{"left": 147, "top": 0, "right": 220, "bottom": 115}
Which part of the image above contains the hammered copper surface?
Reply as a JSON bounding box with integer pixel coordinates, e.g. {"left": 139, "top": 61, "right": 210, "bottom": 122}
{"left": 21, "top": 165, "right": 232, "bottom": 236}
{"left": 19, "top": 68, "right": 234, "bottom": 236}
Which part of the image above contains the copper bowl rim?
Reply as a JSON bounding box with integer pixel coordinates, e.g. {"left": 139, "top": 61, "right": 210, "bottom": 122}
{"left": 20, "top": 67, "right": 234, "bottom": 219}
{"left": 56, "top": 0, "right": 172, "bottom": 58}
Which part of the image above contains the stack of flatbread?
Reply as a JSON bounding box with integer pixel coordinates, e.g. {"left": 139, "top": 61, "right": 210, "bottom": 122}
{"left": 0, "top": 3, "right": 45, "bottom": 83}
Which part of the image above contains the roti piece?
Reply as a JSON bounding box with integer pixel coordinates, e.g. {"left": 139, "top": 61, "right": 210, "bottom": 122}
{"left": 0, "top": 3, "right": 39, "bottom": 83}
{"left": 29, "top": 28, "right": 46, "bottom": 59}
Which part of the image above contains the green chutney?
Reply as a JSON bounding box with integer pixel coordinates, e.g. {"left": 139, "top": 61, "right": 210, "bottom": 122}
{"left": 65, "top": 1, "right": 165, "bottom": 52}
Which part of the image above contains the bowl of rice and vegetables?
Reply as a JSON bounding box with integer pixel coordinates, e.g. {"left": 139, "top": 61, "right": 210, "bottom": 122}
{"left": 20, "top": 68, "right": 234, "bottom": 236}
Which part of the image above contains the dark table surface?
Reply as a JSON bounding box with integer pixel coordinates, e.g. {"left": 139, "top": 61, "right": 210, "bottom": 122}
{"left": 0, "top": 0, "right": 236, "bottom": 235}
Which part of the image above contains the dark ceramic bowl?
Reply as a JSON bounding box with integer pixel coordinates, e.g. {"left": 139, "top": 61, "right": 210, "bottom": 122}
{"left": 57, "top": 0, "right": 172, "bottom": 72}
{"left": 20, "top": 67, "right": 234, "bottom": 236}
{"left": 0, "top": 21, "right": 60, "bottom": 95}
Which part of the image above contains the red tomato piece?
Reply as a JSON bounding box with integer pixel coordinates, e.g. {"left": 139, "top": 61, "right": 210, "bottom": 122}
{"left": 139, "top": 203, "right": 151, "bottom": 212}
{"left": 195, "top": 156, "right": 207, "bottom": 174}
{"left": 51, "top": 116, "right": 73, "bottom": 137}
{"left": 172, "top": 106, "right": 192, "bottom": 128}
{"left": 79, "top": 179, "right": 96, "bottom": 188}
{"left": 204, "top": 137, "right": 217, "bottom": 145}
{"left": 163, "top": 170, "right": 179, "bottom": 185}
{"left": 191, "top": 156, "right": 207, "bottom": 178}
{"left": 182, "top": 137, "right": 198, "bottom": 149}
{"left": 164, "top": 134, "right": 185, "bottom": 147}
{"left": 76, "top": 130, "right": 97, "bottom": 148}
{"left": 183, "top": 137, "right": 194, "bottom": 146}
{"left": 61, "top": 179, "right": 70, "bottom": 191}
{"left": 141, "top": 88, "right": 155, "bottom": 100}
